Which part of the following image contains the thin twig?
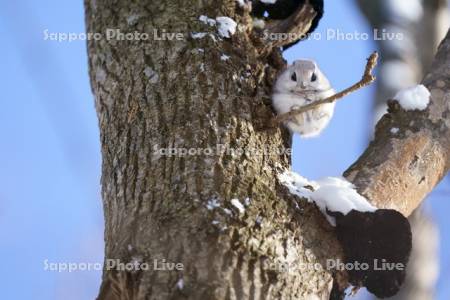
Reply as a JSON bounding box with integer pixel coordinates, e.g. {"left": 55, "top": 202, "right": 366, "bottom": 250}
{"left": 271, "top": 51, "right": 378, "bottom": 126}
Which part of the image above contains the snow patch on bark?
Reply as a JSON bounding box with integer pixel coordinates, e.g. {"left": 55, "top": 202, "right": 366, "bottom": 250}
{"left": 198, "top": 15, "right": 237, "bottom": 38}
{"left": 176, "top": 278, "right": 184, "bottom": 290}
{"left": 206, "top": 197, "right": 220, "bottom": 210}
{"left": 278, "top": 171, "right": 317, "bottom": 199}
{"left": 216, "top": 17, "right": 237, "bottom": 38}
{"left": 255, "top": 216, "right": 263, "bottom": 225}
{"left": 313, "top": 177, "right": 377, "bottom": 226}
{"left": 220, "top": 54, "right": 230, "bottom": 61}
{"left": 223, "top": 208, "right": 232, "bottom": 215}
{"left": 191, "top": 32, "right": 208, "bottom": 39}
{"left": 144, "top": 66, "right": 159, "bottom": 84}
{"left": 278, "top": 170, "right": 377, "bottom": 226}
{"left": 199, "top": 15, "right": 216, "bottom": 26}
{"left": 391, "top": 127, "right": 400, "bottom": 134}
{"left": 231, "top": 198, "right": 245, "bottom": 214}
{"left": 395, "top": 84, "right": 431, "bottom": 111}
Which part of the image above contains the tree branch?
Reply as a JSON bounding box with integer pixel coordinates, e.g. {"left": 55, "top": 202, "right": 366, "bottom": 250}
{"left": 345, "top": 30, "right": 450, "bottom": 216}
{"left": 271, "top": 51, "right": 378, "bottom": 126}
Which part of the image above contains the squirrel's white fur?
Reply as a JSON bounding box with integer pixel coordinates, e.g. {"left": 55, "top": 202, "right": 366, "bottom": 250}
{"left": 272, "top": 60, "right": 335, "bottom": 138}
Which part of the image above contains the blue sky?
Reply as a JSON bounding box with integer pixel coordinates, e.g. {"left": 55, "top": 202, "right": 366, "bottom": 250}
{"left": 0, "top": 1, "right": 448, "bottom": 299}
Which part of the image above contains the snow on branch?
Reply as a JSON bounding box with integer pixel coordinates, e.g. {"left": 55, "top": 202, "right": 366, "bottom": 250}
{"left": 278, "top": 170, "right": 376, "bottom": 226}
{"left": 394, "top": 84, "right": 431, "bottom": 111}
{"left": 279, "top": 170, "right": 411, "bottom": 298}
{"left": 198, "top": 15, "right": 237, "bottom": 39}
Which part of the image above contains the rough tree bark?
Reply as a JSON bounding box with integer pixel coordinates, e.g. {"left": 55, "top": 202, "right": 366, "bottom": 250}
{"left": 85, "top": 0, "right": 450, "bottom": 299}
{"left": 86, "top": 1, "right": 340, "bottom": 299}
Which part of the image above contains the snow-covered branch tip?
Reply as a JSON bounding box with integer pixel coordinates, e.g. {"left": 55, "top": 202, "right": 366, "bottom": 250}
{"left": 270, "top": 51, "right": 378, "bottom": 126}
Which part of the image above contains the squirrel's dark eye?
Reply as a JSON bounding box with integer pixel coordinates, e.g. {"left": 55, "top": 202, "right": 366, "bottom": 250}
{"left": 311, "top": 73, "right": 317, "bottom": 82}
{"left": 291, "top": 72, "right": 297, "bottom": 81}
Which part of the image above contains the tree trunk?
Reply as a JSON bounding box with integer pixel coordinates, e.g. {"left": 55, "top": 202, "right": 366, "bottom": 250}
{"left": 85, "top": 1, "right": 450, "bottom": 299}
{"left": 85, "top": 1, "right": 341, "bottom": 299}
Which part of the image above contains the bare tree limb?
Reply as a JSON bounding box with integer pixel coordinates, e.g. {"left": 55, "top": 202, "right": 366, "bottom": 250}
{"left": 345, "top": 30, "right": 450, "bottom": 216}
{"left": 271, "top": 51, "right": 378, "bottom": 126}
